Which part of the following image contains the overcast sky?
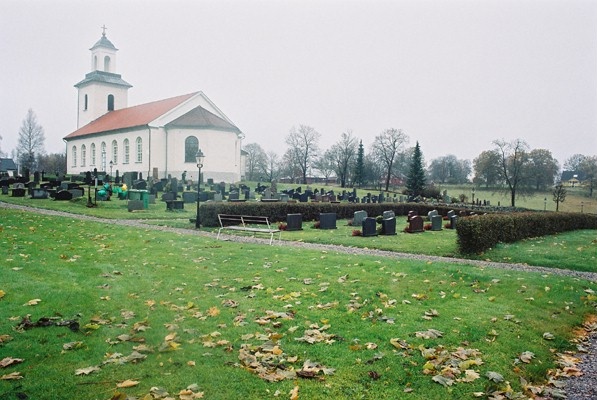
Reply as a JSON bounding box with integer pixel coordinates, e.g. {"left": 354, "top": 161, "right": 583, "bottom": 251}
{"left": 1, "top": 0, "right": 596, "bottom": 167}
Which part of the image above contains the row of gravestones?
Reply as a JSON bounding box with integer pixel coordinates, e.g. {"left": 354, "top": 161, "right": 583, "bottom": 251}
{"left": 1, "top": 181, "right": 86, "bottom": 201}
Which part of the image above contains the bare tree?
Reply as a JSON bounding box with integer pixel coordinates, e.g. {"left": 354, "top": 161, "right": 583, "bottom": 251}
{"left": 242, "top": 143, "right": 267, "bottom": 181}
{"left": 371, "top": 128, "right": 409, "bottom": 191}
{"left": 428, "top": 154, "right": 471, "bottom": 184}
{"left": 563, "top": 154, "right": 586, "bottom": 171}
{"left": 284, "top": 125, "right": 320, "bottom": 184}
{"left": 313, "top": 151, "right": 336, "bottom": 183}
{"left": 37, "top": 152, "right": 67, "bottom": 175}
{"left": 260, "top": 151, "right": 281, "bottom": 182}
{"left": 494, "top": 138, "right": 529, "bottom": 207}
{"left": 552, "top": 182, "right": 567, "bottom": 211}
{"left": 328, "top": 130, "right": 357, "bottom": 187}
{"left": 17, "top": 109, "right": 46, "bottom": 172}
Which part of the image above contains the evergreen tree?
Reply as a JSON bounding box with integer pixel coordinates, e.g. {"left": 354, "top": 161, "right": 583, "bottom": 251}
{"left": 406, "top": 141, "right": 426, "bottom": 197}
{"left": 353, "top": 140, "right": 365, "bottom": 187}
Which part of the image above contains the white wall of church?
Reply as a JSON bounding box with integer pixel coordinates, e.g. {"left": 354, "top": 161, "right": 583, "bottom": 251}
{"left": 66, "top": 127, "right": 242, "bottom": 183}
{"left": 77, "top": 84, "right": 129, "bottom": 128}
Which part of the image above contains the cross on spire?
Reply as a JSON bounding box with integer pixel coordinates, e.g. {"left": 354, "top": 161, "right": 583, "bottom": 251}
{"left": 101, "top": 25, "right": 107, "bottom": 36}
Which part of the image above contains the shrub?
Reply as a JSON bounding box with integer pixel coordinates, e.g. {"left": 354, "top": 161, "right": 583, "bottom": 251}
{"left": 352, "top": 229, "right": 362, "bottom": 236}
{"left": 278, "top": 222, "right": 287, "bottom": 231}
{"left": 424, "top": 223, "right": 432, "bottom": 230}
{"left": 312, "top": 221, "right": 321, "bottom": 229}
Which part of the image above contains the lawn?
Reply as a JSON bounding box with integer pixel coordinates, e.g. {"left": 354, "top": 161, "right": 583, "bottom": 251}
{"left": 1, "top": 208, "right": 596, "bottom": 399}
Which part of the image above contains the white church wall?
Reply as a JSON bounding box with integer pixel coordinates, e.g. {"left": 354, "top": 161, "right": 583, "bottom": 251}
{"left": 77, "top": 83, "right": 129, "bottom": 128}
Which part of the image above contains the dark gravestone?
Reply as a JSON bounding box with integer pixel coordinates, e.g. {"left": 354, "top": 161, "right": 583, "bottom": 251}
{"left": 299, "top": 193, "right": 309, "bottom": 203}
{"left": 449, "top": 215, "right": 458, "bottom": 229}
{"left": 133, "top": 179, "right": 147, "bottom": 190}
{"left": 54, "top": 190, "right": 73, "bottom": 201}
{"left": 229, "top": 191, "right": 240, "bottom": 201}
{"left": 447, "top": 210, "right": 456, "bottom": 219}
{"left": 319, "top": 213, "right": 337, "bottom": 229}
{"left": 182, "top": 192, "right": 198, "bottom": 203}
{"left": 286, "top": 214, "right": 303, "bottom": 231}
{"left": 199, "top": 192, "right": 208, "bottom": 202}
{"left": 431, "top": 215, "right": 443, "bottom": 231}
{"left": 128, "top": 200, "right": 145, "bottom": 212}
{"left": 382, "top": 210, "right": 395, "bottom": 219}
{"left": 30, "top": 188, "right": 48, "bottom": 199}
{"left": 362, "top": 217, "right": 378, "bottom": 237}
{"left": 407, "top": 210, "right": 417, "bottom": 221}
{"left": 166, "top": 200, "right": 185, "bottom": 211}
{"left": 11, "top": 188, "right": 26, "bottom": 197}
{"left": 69, "top": 188, "right": 84, "bottom": 199}
{"left": 407, "top": 215, "right": 424, "bottom": 233}
{"left": 161, "top": 192, "right": 175, "bottom": 202}
{"left": 381, "top": 217, "right": 397, "bottom": 235}
{"left": 153, "top": 180, "right": 164, "bottom": 192}
{"left": 1, "top": 186, "right": 8, "bottom": 195}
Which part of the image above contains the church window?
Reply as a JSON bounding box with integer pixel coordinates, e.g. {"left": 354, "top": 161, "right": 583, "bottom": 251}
{"left": 81, "top": 144, "right": 87, "bottom": 167}
{"left": 101, "top": 142, "right": 106, "bottom": 170}
{"left": 84, "top": 94, "right": 88, "bottom": 111}
{"left": 91, "top": 143, "right": 96, "bottom": 165}
{"left": 107, "top": 95, "right": 115, "bottom": 111}
{"left": 93, "top": 55, "right": 98, "bottom": 70}
{"left": 185, "top": 136, "right": 199, "bottom": 162}
{"left": 104, "top": 56, "right": 111, "bottom": 72}
{"left": 112, "top": 140, "right": 118, "bottom": 164}
{"left": 136, "top": 137, "right": 143, "bottom": 163}
{"left": 72, "top": 146, "right": 77, "bottom": 167}
{"left": 123, "top": 139, "right": 130, "bottom": 164}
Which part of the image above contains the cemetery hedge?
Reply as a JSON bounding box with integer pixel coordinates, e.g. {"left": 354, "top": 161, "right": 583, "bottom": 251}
{"left": 456, "top": 211, "right": 597, "bottom": 254}
{"left": 199, "top": 202, "right": 468, "bottom": 227}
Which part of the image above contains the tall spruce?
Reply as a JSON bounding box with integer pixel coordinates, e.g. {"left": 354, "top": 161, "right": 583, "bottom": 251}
{"left": 406, "top": 141, "right": 426, "bottom": 197}
{"left": 353, "top": 140, "right": 365, "bottom": 187}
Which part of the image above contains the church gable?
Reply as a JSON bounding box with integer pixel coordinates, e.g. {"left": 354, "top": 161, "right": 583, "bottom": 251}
{"left": 166, "top": 106, "right": 241, "bottom": 134}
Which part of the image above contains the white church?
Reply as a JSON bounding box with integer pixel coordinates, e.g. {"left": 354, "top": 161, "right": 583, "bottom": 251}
{"left": 63, "top": 30, "right": 245, "bottom": 182}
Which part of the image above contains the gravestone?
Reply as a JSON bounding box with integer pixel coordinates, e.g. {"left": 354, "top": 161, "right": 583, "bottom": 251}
{"left": 447, "top": 210, "right": 455, "bottom": 219}
{"left": 213, "top": 192, "right": 223, "bottom": 202}
{"left": 299, "top": 193, "right": 309, "bottom": 203}
{"left": 262, "top": 188, "right": 272, "bottom": 200}
{"left": 407, "top": 210, "right": 417, "bottom": 221}
{"left": 449, "top": 215, "right": 458, "bottom": 229}
{"left": 362, "top": 217, "right": 378, "bottom": 237}
{"left": 161, "top": 192, "right": 175, "bottom": 202}
{"left": 1, "top": 186, "right": 8, "bottom": 195}
{"left": 128, "top": 200, "right": 145, "bottom": 212}
{"left": 30, "top": 188, "right": 48, "bottom": 199}
{"left": 382, "top": 210, "right": 395, "bottom": 219}
{"left": 54, "top": 190, "right": 73, "bottom": 201}
{"left": 319, "top": 213, "right": 337, "bottom": 229}
{"left": 353, "top": 210, "right": 368, "bottom": 226}
{"left": 407, "top": 215, "right": 424, "bottom": 233}
{"left": 182, "top": 192, "right": 198, "bottom": 203}
{"left": 431, "top": 215, "right": 443, "bottom": 231}
{"left": 428, "top": 210, "right": 438, "bottom": 219}
{"left": 133, "top": 179, "right": 147, "bottom": 190}
{"left": 68, "top": 188, "right": 84, "bottom": 199}
{"left": 11, "top": 188, "right": 26, "bottom": 197}
{"left": 228, "top": 191, "right": 240, "bottom": 201}
{"left": 381, "top": 217, "right": 397, "bottom": 235}
{"left": 279, "top": 193, "right": 289, "bottom": 202}
{"left": 148, "top": 194, "right": 156, "bottom": 204}
{"left": 286, "top": 214, "right": 303, "bottom": 231}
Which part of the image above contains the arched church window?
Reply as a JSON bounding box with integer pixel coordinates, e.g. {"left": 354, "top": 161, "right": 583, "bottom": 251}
{"left": 101, "top": 142, "right": 106, "bottom": 170}
{"left": 81, "top": 144, "right": 87, "bottom": 167}
{"left": 104, "top": 56, "right": 111, "bottom": 72}
{"left": 185, "top": 136, "right": 199, "bottom": 163}
{"left": 84, "top": 94, "right": 88, "bottom": 111}
{"left": 123, "top": 139, "right": 130, "bottom": 164}
{"left": 91, "top": 143, "right": 96, "bottom": 165}
{"left": 72, "top": 146, "right": 77, "bottom": 167}
{"left": 112, "top": 140, "right": 118, "bottom": 164}
{"left": 136, "top": 137, "right": 143, "bottom": 163}
{"left": 107, "top": 95, "right": 114, "bottom": 111}
{"left": 93, "top": 55, "right": 98, "bottom": 70}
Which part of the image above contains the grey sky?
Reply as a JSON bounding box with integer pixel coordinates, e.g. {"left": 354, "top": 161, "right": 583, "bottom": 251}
{"left": 1, "top": 0, "right": 596, "bottom": 167}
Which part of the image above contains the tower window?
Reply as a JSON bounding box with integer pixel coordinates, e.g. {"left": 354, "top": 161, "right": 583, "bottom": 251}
{"left": 107, "top": 94, "right": 114, "bottom": 111}
{"left": 84, "top": 94, "right": 88, "bottom": 111}
{"left": 104, "top": 55, "right": 111, "bottom": 72}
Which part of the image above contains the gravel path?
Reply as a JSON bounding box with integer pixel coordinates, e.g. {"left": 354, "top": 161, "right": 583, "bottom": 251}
{"left": 2, "top": 201, "right": 596, "bottom": 398}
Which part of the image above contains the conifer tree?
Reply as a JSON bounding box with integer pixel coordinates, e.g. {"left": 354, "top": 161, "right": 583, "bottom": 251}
{"left": 353, "top": 140, "right": 365, "bottom": 187}
{"left": 406, "top": 141, "right": 426, "bottom": 197}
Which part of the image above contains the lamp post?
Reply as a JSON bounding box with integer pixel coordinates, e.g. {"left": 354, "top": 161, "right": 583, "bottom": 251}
{"left": 471, "top": 187, "right": 475, "bottom": 205}
{"left": 195, "top": 148, "right": 205, "bottom": 229}
{"left": 544, "top": 197, "right": 547, "bottom": 211}
{"left": 109, "top": 160, "right": 113, "bottom": 181}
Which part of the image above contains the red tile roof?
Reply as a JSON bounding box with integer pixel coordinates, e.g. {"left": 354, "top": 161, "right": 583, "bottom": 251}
{"left": 64, "top": 92, "right": 198, "bottom": 140}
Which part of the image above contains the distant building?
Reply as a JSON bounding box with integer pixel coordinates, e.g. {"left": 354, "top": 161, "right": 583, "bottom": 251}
{"left": 63, "top": 29, "right": 245, "bottom": 182}
{"left": 0, "top": 158, "right": 17, "bottom": 175}
{"left": 561, "top": 171, "right": 586, "bottom": 187}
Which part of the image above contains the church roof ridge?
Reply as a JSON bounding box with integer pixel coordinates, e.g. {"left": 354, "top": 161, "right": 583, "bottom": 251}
{"left": 64, "top": 92, "right": 203, "bottom": 139}
{"left": 74, "top": 70, "right": 132, "bottom": 88}
{"left": 90, "top": 33, "right": 117, "bottom": 51}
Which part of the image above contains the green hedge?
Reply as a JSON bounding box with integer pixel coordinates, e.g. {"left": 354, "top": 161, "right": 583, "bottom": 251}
{"left": 456, "top": 212, "right": 597, "bottom": 254}
{"left": 199, "top": 201, "right": 470, "bottom": 227}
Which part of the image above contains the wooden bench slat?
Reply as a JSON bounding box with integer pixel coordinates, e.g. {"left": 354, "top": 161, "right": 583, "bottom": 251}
{"left": 217, "top": 214, "right": 280, "bottom": 245}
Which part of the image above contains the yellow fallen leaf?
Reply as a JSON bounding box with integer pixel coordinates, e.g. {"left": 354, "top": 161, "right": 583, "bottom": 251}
{"left": 289, "top": 385, "right": 299, "bottom": 400}
{"left": 23, "top": 299, "right": 41, "bottom": 306}
{"left": 0, "top": 290, "right": 5, "bottom": 299}
{"left": 187, "top": 360, "right": 196, "bottom": 366}
{"left": 1, "top": 372, "right": 23, "bottom": 380}
{"left": 117, "top": 379, "right": 139, "bottom": 388}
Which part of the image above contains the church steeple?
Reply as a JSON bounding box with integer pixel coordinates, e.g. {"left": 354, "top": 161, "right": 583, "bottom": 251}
{"left": 75, "top": 27, "right": 132, "bottom": 128}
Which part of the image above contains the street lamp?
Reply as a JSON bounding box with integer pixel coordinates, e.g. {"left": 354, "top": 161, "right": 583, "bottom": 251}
{"left": 471, "top": 187, "right": 475, "bottom": 205}
{"left": 109, "top": 160, "right": 113, "bottom": 181}
{"left": 544, "top": 197, "right": 547, "bottom": 211}
{"left": 195, "top": 148, "right": 205, "bottom": 229}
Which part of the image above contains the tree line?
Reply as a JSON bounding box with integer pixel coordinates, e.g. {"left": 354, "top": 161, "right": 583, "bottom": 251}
{"left": 243, "top": 126, "right": 597, "bottom": 207}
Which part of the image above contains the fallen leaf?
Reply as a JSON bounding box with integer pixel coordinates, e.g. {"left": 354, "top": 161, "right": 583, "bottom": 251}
{"left": 75, "top": 366, "right": 100, "bottom": 375}
{"left": 116, "top": 379, "right": 139, "bottom": 388}
{"left": 0, "top": 372, "right": 23, "bottom": 380}
{"left": 289, "top": 385, "right": 299, "bottom": 400}
{"left": 0, "top": 357, "right": 24, "bottom": 368}
{"left": 0, "top": 290, "right": 5, "bottom": 299}
{"left": 23, "top": 299, "right": 41, "bottom": 306}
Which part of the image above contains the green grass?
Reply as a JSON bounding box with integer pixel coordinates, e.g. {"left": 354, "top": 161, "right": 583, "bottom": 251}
{"left": 1, "top": 208, "right": 596, "bottom": 399}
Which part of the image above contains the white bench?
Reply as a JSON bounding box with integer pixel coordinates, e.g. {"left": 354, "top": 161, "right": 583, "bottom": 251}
{"left": 217, "top": 214, "right": 281, "bottom": 245}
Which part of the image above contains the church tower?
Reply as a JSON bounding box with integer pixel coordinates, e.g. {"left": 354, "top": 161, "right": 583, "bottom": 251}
{"left": 75, "top": 27, "right": 132, "bottom": 128}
